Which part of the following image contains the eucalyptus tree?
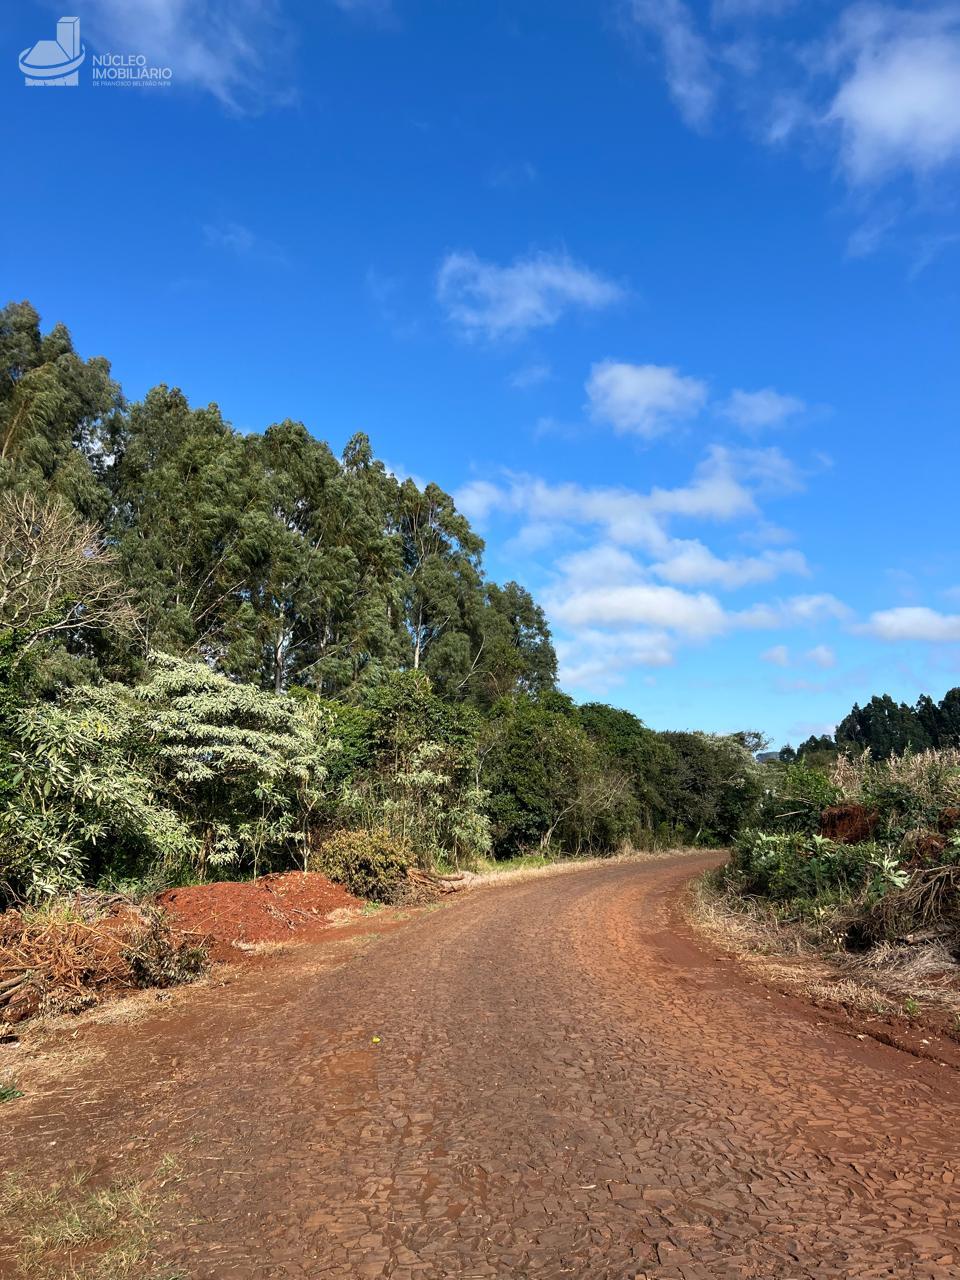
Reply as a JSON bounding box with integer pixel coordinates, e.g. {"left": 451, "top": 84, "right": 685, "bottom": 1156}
{"left": 108, "top": 384, "right": 256, "bottom": 660}
{"left": 468, "top": 581, "right": 557, "bottom": 706}
{"left": 392, "top": 478, "right": 485, "bottom": 692}
{"left": 239, "top": 424, "right": 403, "bottom": 695}
{"left": 0, "top": 300, "right": 118, "bottom": 520}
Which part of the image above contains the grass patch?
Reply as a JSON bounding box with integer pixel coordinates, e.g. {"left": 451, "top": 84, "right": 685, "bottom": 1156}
{"left": 0, "top": 1081, "right": 23, "bottom": 1103}
{"left": 471, "top": 845, "right": 714, "bottom": 889}
{"left": 0, "top": 1158, "right": 179, "bottom": 1279}
{"left": 688, "top": 867, "right": 960, "bottom": 1024}
{"left": 471, "top": 852, "right": 559, "bottom": 876}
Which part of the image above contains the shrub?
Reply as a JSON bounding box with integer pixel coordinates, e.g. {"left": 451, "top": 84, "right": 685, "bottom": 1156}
{"left": 0, "top": 684, "right": 195, "bottom": 901}
{"left": 309, "top": 827, "right": 409, "bottom": 902}
{"left": 730, "top": 830, "right": 884, "bottom": 906}
{"left": 122, "top": 908, "right": 207, "bottom": 988}
{"left": 757, "top": 761, "right": 840, "bottom": 836}
{"left": 347, "top": 672, "right": 492, "bottom": 868}
{"left": 832, "top": 749, "right": 960, "bottom": 844}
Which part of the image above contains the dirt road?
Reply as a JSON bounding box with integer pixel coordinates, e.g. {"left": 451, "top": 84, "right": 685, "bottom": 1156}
{"left": 5, "top": 855, "right": 960, "bottom": 1278}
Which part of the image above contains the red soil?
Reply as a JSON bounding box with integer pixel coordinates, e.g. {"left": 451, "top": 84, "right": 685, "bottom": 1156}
{"left": 156, "top": 872, "right": 361, "bottom": 962}
{"left": 8, "top": 856, "right": 960, "bottom": 1276}
{"left": 820, "top": 802, "right": 879, "bottom": 844}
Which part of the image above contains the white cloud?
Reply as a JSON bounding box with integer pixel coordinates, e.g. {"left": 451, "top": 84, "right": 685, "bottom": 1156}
{"left": 551, "top": 582, "right": 729, "bottom": 637}
{"left": 864, "top": 606, "right": 960, "bottom": 642}
{"left": 489, "top": 161, "right": 539, "bottom": 189}
{"left": 455, "top": 479, "right": 504, "bottom": 521}
{"left": 203, "top": 221, "right": 256, "bottom": 254}
{"left": 557, "top": 629, "right": 675, "bottom": 691}
{"left": 910, "top": 231, "right": 960, "bottom": 279}
{"left": 623, "top": 0, "right": 960, "bottom": 257}
{"left": 846, "top": 204, "right": 902, "bottom": 258}
{"left": 506, "top": 521, "right": 570, "bottom": 554}
{"left": 556, "top": 545, "right": 646, "bottom": 590}
{"left": 651, "top": 542, "right": 809, "bottom": 588}
{"left": 827, "top": 8, "right": 960, "bottom": 183}
{"left": 721, "top": 387, "right": 806, "bottom": 430}
{"left": 805, "top": 643, "right": 837, "bottom": 668}
{"left": 739, "top": 594, "right": 852, "bottom": 629}
{"left": 456, "top": 446, "right": 802, "bottom": 553}
{"left": 586, "top": 361, "right": 708, "bottom": 438}
{"left": 629, "top": 0, "right": 717, "bottom": 130}
{"left": 761, "top": 644, "right": 790, "bottom": 666}
{"left": 546, "top": 573, "right": 847, "bottom": 675}
{"left": 740, "top": 520, "right": 796, "bottom": 547}
{"left": 202, "top": 220, "right": 287, "bottom": 265}
{"left": 79, "top": 0, "right": 291, "bottom": 111}
{"left": 765, "top": 93, "right": 814, "bottom": 146}
{"left": 553, "top": 585, "right": 848, "bottom": 638}
{"left": 456, "top": 448, "right": 836, "bottom": 688}
{"left": 436, "top": 251, "right": 623, "bottom": 340}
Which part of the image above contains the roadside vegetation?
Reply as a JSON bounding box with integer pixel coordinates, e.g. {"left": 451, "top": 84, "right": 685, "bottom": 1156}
{"left": 706, "top": 742, "right": 960, "bottom": 1022}
{"left": 0, "top": 301, "right": 764, "bottom": 1023}
{"left": 0, "top": 1159, "right": 183, "bottom": 1279}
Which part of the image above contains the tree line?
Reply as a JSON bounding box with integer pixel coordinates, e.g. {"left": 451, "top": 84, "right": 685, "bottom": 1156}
{"left": 781, "top": 688, "right": 960, "bottom": 765}
{"left": 0, "top": 300, "right": 762, "bottom": 900}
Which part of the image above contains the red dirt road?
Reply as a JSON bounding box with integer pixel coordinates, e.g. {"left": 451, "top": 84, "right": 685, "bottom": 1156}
{"left": 5, "top": 855, "right": 960, "bottom": 1278}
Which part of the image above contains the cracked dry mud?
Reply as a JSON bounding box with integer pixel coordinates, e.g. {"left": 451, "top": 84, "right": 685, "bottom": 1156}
{"left": 4, "top": 854, "right": 960, "bottom": 1278}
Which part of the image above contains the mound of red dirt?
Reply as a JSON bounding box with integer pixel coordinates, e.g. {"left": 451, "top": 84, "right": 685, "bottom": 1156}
{"left": 157, "top": 873, "right": 361, "bottom": 963}
{"left": 821, "top": 803, "right": 879, "bottom": 845}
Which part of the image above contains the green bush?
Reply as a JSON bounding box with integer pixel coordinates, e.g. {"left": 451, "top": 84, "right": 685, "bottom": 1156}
{"left": 757, "top": 761, "right": 841, "bottom": 835}
{"left": 730, "top": 830, "right": 885, "bottom": 905}
{"left": 309, "top": 827, "right": 409, "bottom": 901}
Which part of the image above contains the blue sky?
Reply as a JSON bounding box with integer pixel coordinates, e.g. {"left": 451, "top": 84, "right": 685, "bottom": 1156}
{"left": 5, "top": 0, "right": 960, "bottom": 746}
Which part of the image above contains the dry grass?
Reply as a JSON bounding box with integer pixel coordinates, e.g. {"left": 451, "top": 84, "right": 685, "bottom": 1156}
{"left": 832, "top": 747, "right": 960, "bottom": 808}
{"left": 688, "top": 874, "right": 960, "bottom": 1023}
{"left": 0, "top": 1159, "right": 182, "bottom": 1279}
{"left": 229, "top": 938, "right": 292, "bottom": 955}
{"left": 473, "top": 845, "right": 716, "bottom": 890}
{"left": 0, "top": 898, "right": 206, "bottom": 1026}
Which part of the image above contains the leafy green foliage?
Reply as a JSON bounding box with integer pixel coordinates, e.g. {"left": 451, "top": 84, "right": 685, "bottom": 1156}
{"left": 345, "top": 671, "right": 492, "bottom": 867}
{"left": 730, "top": 831, "right": 881, "bottom": 906}
{"left": 0, "top": 683, "right": 194, "bottom": 899}
{"left": 727, "top": 745, "right": 960, "bottom": 953}
{"left": 836, "top": 694, "right": 933, "bottom": 759}
{"left": 137, "top": 654, "right": 338, "bottom": 878}
{"left": 757, "top": 761, "right": 841, "bottom": 835}
{"left": 481, "top": 696, "right": 633, "bottom": 856}
{"left": 655, "top": 731, "right": 763, "bottom": 845}
{"left": 309, "top": 827, "right": 409, "bottom": 902}
{"left": 0, "top": 300, "right": 778, "bottom": 902}
{"left": 789, "top": 686, "right": 960, "bottom": 763}
{"left": 0, "top": 301, "right": 120, "bottom": 520}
